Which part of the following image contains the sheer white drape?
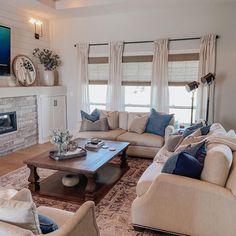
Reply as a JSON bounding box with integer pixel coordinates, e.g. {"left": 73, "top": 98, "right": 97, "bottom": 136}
{"left": 77, "top": 43, "right": 90, "bottom": 116}
{"left": 106, "top": 41, "right": 124, "bottom": 111}
{"left": 196, "top": 34, "right": 216, "bottom": 124}
{"left": 151, "top": 39, "right": 169, "bottom": 113}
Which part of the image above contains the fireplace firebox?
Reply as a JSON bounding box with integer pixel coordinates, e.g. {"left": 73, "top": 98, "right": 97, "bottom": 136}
{"left": 0, "top": 112, "right": 17, "bottom": 135}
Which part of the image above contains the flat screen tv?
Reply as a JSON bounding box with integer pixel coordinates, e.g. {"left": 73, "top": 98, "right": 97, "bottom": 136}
{"left": 0, "top": 25, "right": 11, "bottom": 76}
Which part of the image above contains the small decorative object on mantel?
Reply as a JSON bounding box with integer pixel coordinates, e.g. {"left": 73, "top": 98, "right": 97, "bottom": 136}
{"left": 33, "top": 48, "right": 61, "bottom": 86}
{"left": 12, "top": 55, "right": 37, "bottom": 86}
{"left": 50, "top": 129, "right": 87, "bottom": 161}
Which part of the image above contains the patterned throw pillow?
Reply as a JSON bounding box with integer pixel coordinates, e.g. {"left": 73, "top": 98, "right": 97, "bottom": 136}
{"left": 161, "top": 141, "right": 207, "bottom": 179}
{"left": 145, "top": 109, "right": 174, "bottom": 137}
{"left": 80, "top": 109, "right": 100, "bottom": 122}
{"left": 80, "top": 118, "right": 109, "bottom": 132}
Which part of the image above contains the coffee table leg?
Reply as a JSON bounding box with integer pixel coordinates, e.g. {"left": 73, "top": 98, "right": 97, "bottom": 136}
{"left": 27, "top": 165, "right": 40, "bottom": 192}
{"left": 120, "top": 148, "right": 128, "bottom": 169}
{"left": 85, "top": 174, "right": 96, "bottom": 201}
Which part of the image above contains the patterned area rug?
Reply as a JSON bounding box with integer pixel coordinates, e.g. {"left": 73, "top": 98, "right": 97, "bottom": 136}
{"left": 0, "top": 157, "right": 173, "bottom": 236}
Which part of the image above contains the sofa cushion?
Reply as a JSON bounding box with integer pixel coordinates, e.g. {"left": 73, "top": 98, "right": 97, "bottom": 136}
{"left": 119, "top": 111, "right": 128, "bottom": 130}
{"left": 80, "top": 118, "right": 109, "bottom": 132}
{"left": 201, "top": 144, "right": 233, "bottom": 186}
{"left": 145, "top": 109, "right": 174, "bottom": 137}
{"left": 77, "top": 129, "right": 126, "bottom": 140}
{"left": 162, "top": 152, "right": 203, "bottom": 179}
{"left": 37, "top": 206, "right": 74, "bottom": 228}
{"left": 165, "top": 134, "right": 183, "bottom": 152}
{"left": 127, "top": 112, "right": 149, "bottom": 129}
{"left": 182, "top": 123, "right": 203, "bottom": 138}
{"left": 80, "top": 109, "right": 100, "bottom": 122}
{"left": 38, "top": 214, "right": 58, "bottom": 234}
{"left": 0, "top": 198, "right": 41, "bottom": 234}
{"left": 117, "top": 132, "right": 164, "bottom": 148}
{"left": 136, "top": 162, "right": 164, "bottom": 196}
{"left": 226, "top": 152, "right": 236, "bottom": 197}
{"left": 99, "top": 110, "right": 119, "bottom": 130}
{"left": 128, "top": 115, "right": 149, "bottom": 134}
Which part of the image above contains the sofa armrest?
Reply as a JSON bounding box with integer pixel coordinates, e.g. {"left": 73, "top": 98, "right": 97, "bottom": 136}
{"left": 47, "top": 201, "right": 100, "bottom": 236}
{"left": 164, "top": 125, "right": 174, "bottom": 142}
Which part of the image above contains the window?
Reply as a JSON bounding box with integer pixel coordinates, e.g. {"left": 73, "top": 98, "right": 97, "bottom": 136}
{"left": 122, "top": 60, "right": 152, "bottom": 112}
{"left": 88, "top": 62, "right": 108, "bottom": 112}
{"left": 88, "top": 54, "right": 199, "bottom": 126}
{"left": 168, "top": 59, "right": 199, "bottom": 126}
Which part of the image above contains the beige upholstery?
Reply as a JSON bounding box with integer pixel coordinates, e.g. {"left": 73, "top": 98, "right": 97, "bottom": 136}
{"left": 0, "top": 221, "right": 34, "bottom": 236}
{"left": 0, "top": 188, "right": 18, "bottom": 200}
{"left": 132, "top": 173, "right": 236, "bottom": 236}
{"left": 0, "top": 201, "right": 100, "bottom": 236}
{"left": 77, "top": 111, "right": 174, "bottom": 158}
{"left": 132, "top": 125, "right": 236, "bottom": 235}
{"left": 226, "top": 152, "right": 236, "bottom": 197}
{"left": 117, "top": 132, "right": 164, "bottom": 148}
{"left": 77, "top": 129, "right": 126, "bottom": 140}
{"left": 201, "top": 144, "right": 233, "bottom": 186}
{"left": 126, "top": 146, "right": 159, "bottom": 158}
{"left": 136, "top": 162, "right": 164, "bottom": 197}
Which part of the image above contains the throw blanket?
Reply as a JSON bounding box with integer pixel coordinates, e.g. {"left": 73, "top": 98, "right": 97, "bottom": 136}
{"left": 207, "top": 130, "right": 236, "bottom": 151}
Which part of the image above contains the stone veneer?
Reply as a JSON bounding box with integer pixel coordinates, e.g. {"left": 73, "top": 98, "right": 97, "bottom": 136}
{"left": 0, "top": 96, "right": 38, "bottom": 156}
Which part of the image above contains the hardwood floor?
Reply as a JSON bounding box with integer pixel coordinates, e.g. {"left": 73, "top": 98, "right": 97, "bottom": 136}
{"left": 0, "top": 143, "right": 52, "bottom": 177}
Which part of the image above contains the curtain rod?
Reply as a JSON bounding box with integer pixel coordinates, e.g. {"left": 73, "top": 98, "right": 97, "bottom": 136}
{"left": 74, "top": 35, "right": 219, "bottom": 47}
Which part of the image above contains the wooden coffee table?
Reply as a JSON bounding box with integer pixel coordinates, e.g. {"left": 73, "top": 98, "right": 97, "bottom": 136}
{"left": 24, "top": 138, "right": 129, "bottom": 204}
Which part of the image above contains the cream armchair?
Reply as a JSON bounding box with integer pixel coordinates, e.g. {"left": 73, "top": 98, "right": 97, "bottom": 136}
{"left": 0, "top": 200, "right": 100, "bottom": 236}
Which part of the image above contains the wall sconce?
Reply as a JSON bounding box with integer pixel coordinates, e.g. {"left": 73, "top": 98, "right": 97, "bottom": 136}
{"left": 29, "top": 18, "right": 43, "bottom": 40}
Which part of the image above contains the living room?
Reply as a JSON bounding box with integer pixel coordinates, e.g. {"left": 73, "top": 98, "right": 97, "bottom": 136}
{"left": 0, "top": 0, "right": 236, "bottom": 235}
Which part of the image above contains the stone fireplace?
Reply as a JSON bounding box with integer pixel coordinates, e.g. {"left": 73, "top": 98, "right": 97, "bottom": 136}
{"left": 0, "top": 96, "right": 38, "bottom": 156}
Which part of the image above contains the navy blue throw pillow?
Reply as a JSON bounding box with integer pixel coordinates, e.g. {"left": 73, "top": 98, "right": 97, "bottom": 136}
{"left": 81, "top": 109, "right": 100, "bottom": 122}
{"left": 162, "top": 152, "right": 203, "bottom": 179}
{"left": 182, "top": 123, "right": 203, "bottom": 138}
{"left": 38, "top": 214, "right": 58, "bottom": 234}
{"left": 145, "top": 109, "right": 174, "bottom": 137}
{"left": 162, "top": 141, "right": 206, "bottom": 179}
{"left": 200, "top": 125, "right": 211, "bottom": 135}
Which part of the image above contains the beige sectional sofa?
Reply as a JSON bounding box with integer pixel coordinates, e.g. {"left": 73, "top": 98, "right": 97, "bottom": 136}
{"left": 132, "top": 123, "right": 236, "bottom": 236}
{"left": 77, "top": 111, "right": 174, "bottom": 158}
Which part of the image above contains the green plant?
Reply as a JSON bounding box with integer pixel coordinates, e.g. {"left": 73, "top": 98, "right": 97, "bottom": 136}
{"left": 33, "top": 48, "right": 61, "bottom": 71}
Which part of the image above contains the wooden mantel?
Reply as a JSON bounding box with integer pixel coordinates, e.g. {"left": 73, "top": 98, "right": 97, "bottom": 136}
{"left": 0, "top": 86, "right": 67, "bottom": 98}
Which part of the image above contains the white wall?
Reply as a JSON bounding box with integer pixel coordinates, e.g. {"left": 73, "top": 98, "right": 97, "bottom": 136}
{"left": 50, "top": 2, "right": 236, "bottom": 132}
{"left": 0, "top": 3, "right": 50, "bottom": 86}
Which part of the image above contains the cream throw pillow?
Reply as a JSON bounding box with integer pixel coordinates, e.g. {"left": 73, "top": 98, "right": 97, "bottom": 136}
{"left": 99, "top": 110, "right": 119, "bottom": 130}
{"left": 128, "top": 115, "right": 148, "bottom": 134}
{"left": 0, "top": 189, "right": 41, "bottom": 235}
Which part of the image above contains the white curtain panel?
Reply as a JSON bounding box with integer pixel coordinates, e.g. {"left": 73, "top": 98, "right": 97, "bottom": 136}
{"left": 196, "top": 34, "right": 216, "bottom": 123}
{"left": 151, "top": 39, "right": 169, "bottom": 113}
{"left": 77, "top": 43, "right": 90, "bottom": 117}
{"left": 106, "top": 41, "right": 124, "bottom": 111}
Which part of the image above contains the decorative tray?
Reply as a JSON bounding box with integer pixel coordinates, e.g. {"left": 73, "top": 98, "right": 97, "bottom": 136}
{"left": 49, "top": 147, "right": 87, "bottom": 161}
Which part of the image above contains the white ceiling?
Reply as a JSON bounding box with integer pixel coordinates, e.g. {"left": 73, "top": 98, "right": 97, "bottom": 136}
{"left": 1, "top": 0, "right": 236, "bottom": 19}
